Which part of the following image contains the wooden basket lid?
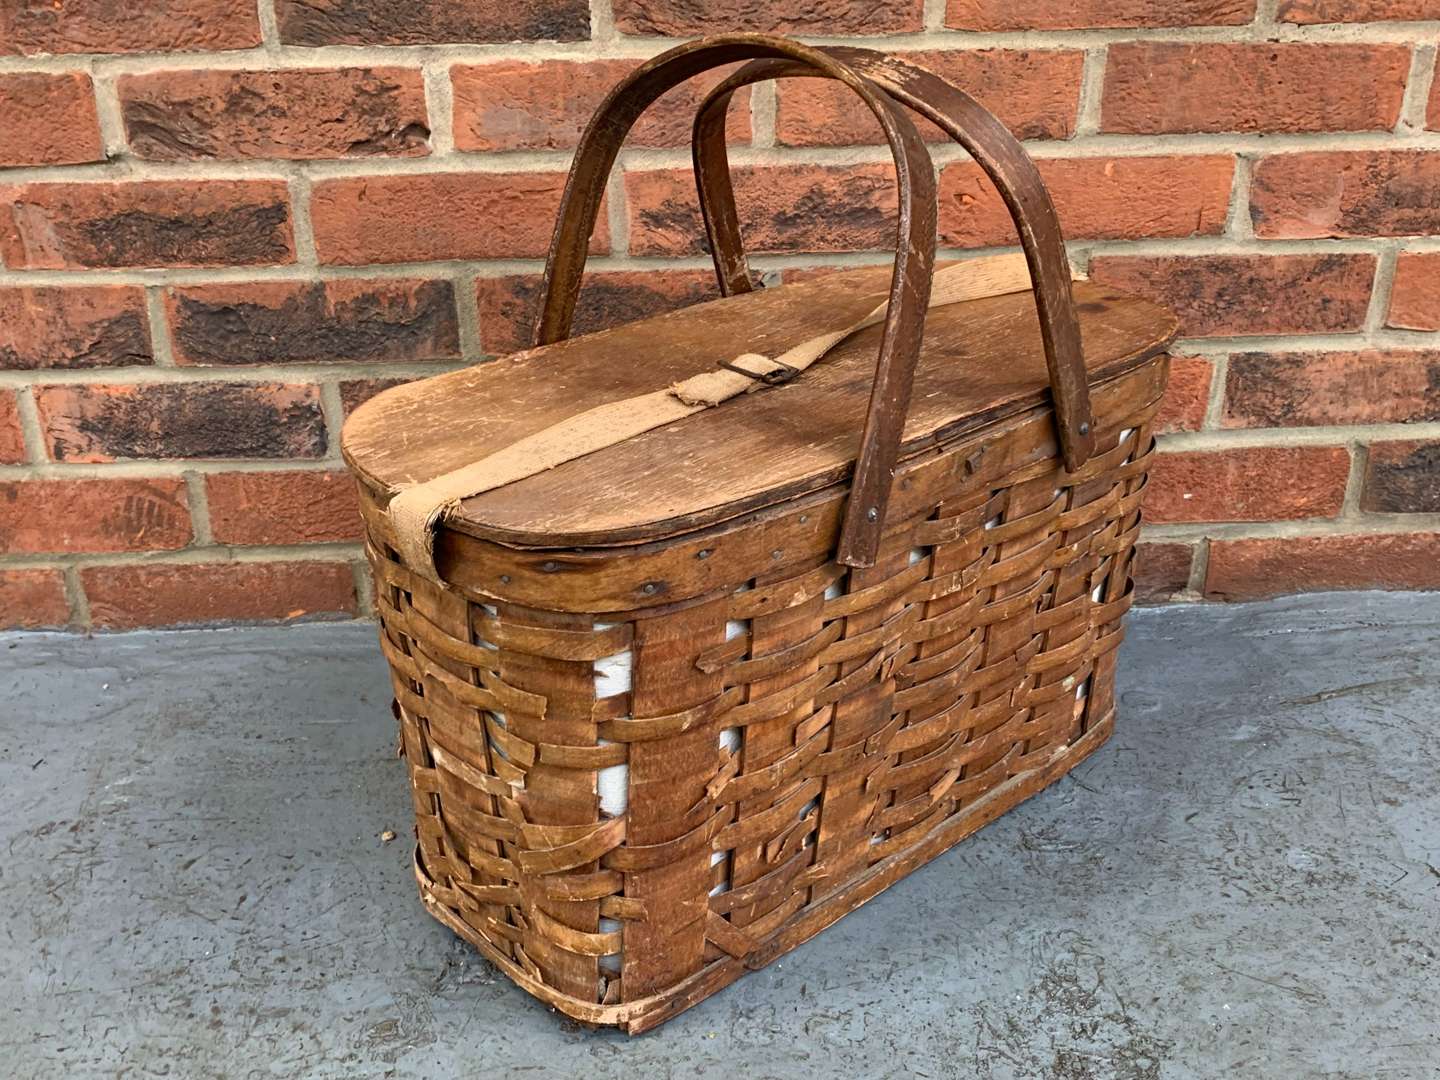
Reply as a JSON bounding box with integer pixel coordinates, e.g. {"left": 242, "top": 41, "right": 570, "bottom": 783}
{"left": 342, "top": 262, "right": 1177, "bottom": 549}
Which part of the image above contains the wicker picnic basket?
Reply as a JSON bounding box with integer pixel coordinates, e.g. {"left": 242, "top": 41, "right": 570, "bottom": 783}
{"left": 342, "top": 35, "right": 1177, "bottom": 1033}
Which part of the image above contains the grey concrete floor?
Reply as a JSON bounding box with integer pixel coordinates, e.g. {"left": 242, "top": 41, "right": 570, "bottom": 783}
{"left": 3, "top": 592, "right": 1438, "bottom": 1079}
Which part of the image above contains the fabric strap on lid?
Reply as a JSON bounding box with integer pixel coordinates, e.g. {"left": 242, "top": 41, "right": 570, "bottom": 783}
{"left": 386, "top": 254, "right": 1078, "bottom": 583}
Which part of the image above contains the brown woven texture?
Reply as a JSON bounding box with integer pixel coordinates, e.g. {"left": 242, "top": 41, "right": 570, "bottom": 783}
{"left": 356, "top": 383, "right": 1162, "bottom": 1031}
{"left": 346, "top": 36, "right": 1174, "bottom": 1031}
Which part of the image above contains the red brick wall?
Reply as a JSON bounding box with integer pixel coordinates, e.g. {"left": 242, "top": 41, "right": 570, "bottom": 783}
{"left": 3, "top": 1, "right": 1439, "bottom": 629}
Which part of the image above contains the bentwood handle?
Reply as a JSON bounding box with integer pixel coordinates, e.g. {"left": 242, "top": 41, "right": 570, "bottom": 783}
{"left": 690, "top": 50, "right": 1096, "bottom": 566}
{"left": 534, "top": 35, "right": 938, "bottom": 569}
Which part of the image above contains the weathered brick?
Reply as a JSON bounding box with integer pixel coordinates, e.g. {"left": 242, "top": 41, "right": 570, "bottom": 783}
{"left": 1102, "top": 42, "right": 1409, "bottom": 135}
{"left": 947, "top": 0, "right": 1254, "bottom": 29}
{"left": 1387, "top": 253, "right": 1440, "bottom": 331}
{"left": 1154, "top": 356, "right": 1214, "bottom": 434}
{"left": 120, "top": 68, "right": 429, "bottom": 162}
{"left": 0, "top": 181, "right": 294, "bottom": 270}
{"left": 1206, "top": 532, "right": 1440, "bottom": 600}
{"left": 1088, "top": 255, "right": 1376, "bottom": 337}
{"left": 340, "top": 377, "right": 413, "bottom": 414}
{"left": 0, "top": 0, "right": 261, "bottom": 55}
{"left": 627, "top": 164, "right": 899, "bottom": 258}
{"left": 1279, "top": 0, "right": 1440, "bottom": 23}
{"left": 1361, "top": 441, "right": 1440, "bottom": 514}
{"left": 0, "top": 478, "right": 192, "bottom": 554}
{"left": 775, "top": 50, "right": 1082, "bottom": 145}
{"left": 453, "top": 60, "right": 749, "bottom": 153}
{"left": 476, "top": 269, "right": 721, "bottom": 355}
{"left": 0, "top": 569, "right": 69, "bottom": 630}
{"left": 310, "top": 172, "right": 595, "bottom": 265}
{"left": 0, "top": 73, "right": 103, "bottom": 166}
{"left": 34, "top": 383, "right": 326, "bottom": 463}
{"left": 166, "top": 279, "right": 459, "bottom": 366}
{"left": 0, "top": 392, "right": 26, "bottom": 464}
{"left": 1132, "top": 542, "right": 1196, "bottom": 604}
{"left": 206, "top": 470, "right": 361, "bottom": 544}
{"left": 0, "top": 286, "right": 152, "bottom": 370}
{"left": 612, "top": 0, "right": 923, "bottom": 34}
{"left": 1252, "top": 152, "right": 1440, "bottom": 239}
{"left": 1432, "top": 67, "right": 1440, "bottom": 130}
{"left": 940, "top": 155, "right": 1233, "bottom": 247}
{"left": 276, "top": 0, "right": 588, "bottom": 45}
{"left": 83, "top": 560, "right": 357, "bottom": 629}
{"left": 1145, "top": 446, "right": 1351, "bottom": 523}
{"left": 1223, "top": 350, "right": 1440, "bottom": 428}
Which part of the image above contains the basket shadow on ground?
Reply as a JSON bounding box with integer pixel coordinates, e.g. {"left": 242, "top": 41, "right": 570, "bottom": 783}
{"left": 2, "top": 590, "right": 1437, "bottom": 1079}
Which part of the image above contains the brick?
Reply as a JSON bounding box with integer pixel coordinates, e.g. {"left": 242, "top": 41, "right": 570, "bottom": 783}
{"left": 310, "top": 172, "right": 596, "bottom": 265}
{"left": 120, "top": 68, "right": 429, "bottom": 162}
{"left": 340, "top": 377, "right": 413, "bottom": 414}
{"left": 939, "top": 155, "right": 1233, "bottom": 247}
{"left": 1101, "top": 43, "right": 1409, "bottom": 135}
{"left": 1088, "top": 255, "right": 1376, "bottom": 338}
{"left": 83, "top": 560, "right": 357, "bottom": 629}
{"left": 0, "top": 286, "right": 152, "bottom": 371}
{"left": 1145, "top": 446, "right": 1350, "bottom": 523}
{"left": 476, "top": 269, "right": 721, "bottom": 355}
{"left": 166, "top": 279, "right": 459, "bottom": 366}
{"left": 1, "top": 0, "right": 261, "bottom": 55}
{"left": 276, "top": 0, "right": 588, "bottom": 45}
{"left": 1279, "top": 0, "right": 1440, "bottom": 23}
{"left": 775, "top": 50, "right": 1082, "bottom": 146}
{"left": 0, "top": 478, "right": 192, "bottom": 555}
{"left": 1361, "top": 441, "right": 1440, "bottom": 514}
{"left": 1132, "top": 542, "right": 1196, "bottom": 604}
{"left": 612, "top": 0, "right": 923, "bottom": 34}
{"left": 206, "top": 470, "right": 361, "bottom": 544}
{"left": 627, "top": 164, "right": 899, "bottom": 258}
{"left": 947, "top": 0, "right": 1254, "bottom": 29}
{"left": 1252, "top": 152, "right": 1440, "bottom": 240}
{"left": 1223, "top": 350, "right": 1440, "bottom": 428}
{"left": 0, "top": 569, "right": 69, "bottom": 630}
{"left": 0, "top": 392, "right": 26, "bottom": 464}
{"left": 0, "top": 74, "right": 103, "bottom": 166}
{"left": 1387, "top": 253, "right": 1440, "bottom": 331}
{"left": 0, "top": 181, "right": 294, "bottom": 270}
{"left": 1206, "top": 532, "right": 1440, "bottom": 600}
{"left": 453, "top": 60, "right": 749, "bottom": 153}
{"left": 1154, "top": 356, "right": 1214, "bottom": 434}
{"left": 34, "top": 383, "right": 326, "bottom": 463}
{"left": 1432, "top": 69, "right": 1440, "bottom": 130}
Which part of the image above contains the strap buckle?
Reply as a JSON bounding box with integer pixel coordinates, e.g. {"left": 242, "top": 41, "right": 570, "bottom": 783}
{"left": 718, "top": 356, "right": 800, "bottom": 386}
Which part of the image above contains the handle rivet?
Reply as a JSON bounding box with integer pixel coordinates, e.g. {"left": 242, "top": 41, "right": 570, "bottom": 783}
{"left": 866, "top": 507, "right": 879, "bottom": 522}
{"left": 1079, "top": 421, "right": 1091, "bottom": 436}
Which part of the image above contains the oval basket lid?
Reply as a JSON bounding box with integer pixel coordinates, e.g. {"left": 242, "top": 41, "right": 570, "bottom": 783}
{"left": 342, "top": 261, "right": 1177, "bottom": 549}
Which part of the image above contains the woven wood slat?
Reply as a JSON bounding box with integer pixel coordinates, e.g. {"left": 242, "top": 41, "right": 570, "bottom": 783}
{"left": 358, "top": 375, "right": 1163, "bottom": 1030}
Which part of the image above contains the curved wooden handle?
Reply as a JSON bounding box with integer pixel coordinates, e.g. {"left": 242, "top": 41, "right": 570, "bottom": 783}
{"left": 535, "top": 36, "right": 936, "bottom": 355}
{"left": 691, "top": 49, "right": 1096, "bottom": 566}
{"left": 534, "top": 36, "right": 942, "bottom": 568}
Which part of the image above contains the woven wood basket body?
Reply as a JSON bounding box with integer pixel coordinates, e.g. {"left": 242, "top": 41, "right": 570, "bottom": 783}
{"left": 342, "top": 36, "right": 1177, "bottom": 1033}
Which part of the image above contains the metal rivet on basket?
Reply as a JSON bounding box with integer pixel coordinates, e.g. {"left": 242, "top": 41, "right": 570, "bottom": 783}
{"left": 866, "top": 506, "right": 879, "bottom": 522}
{"left": 541, "top": 560, "right": 558, "bottom": 573}
{"left": 499, "top": 575, "right": 510, "bottom": 585}
{"left": 697, "top": 549, "right": 711, "bottom": 560}
{"left": 1079, "top": 421, "right": 1091, "bottom": 435}
{"left": 771, "top": 549, "right": 782, "bottom": 560}
{"left": 798, "top": 514, "right": 809, "bottom": 524}
{"left": 641, "top": 582, "right": 658, "bottom": 595}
